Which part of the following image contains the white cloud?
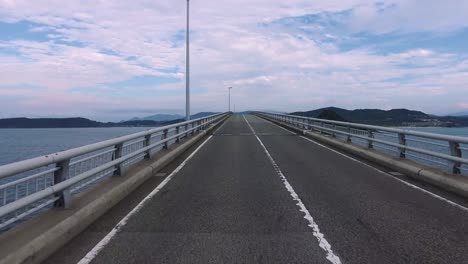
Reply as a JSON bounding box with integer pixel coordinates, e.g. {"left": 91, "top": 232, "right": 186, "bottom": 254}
{"left": 349, "top": 0, "right": 468, "bottom": 33}
{"left": 0, "top": 0, "right": 467, "bottom": 120}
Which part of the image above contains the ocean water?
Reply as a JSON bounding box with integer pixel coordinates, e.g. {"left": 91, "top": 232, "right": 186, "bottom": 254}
{"left": 399, "top": 127, "right": 468, "bottom": 173}
{"left": 342, "top": 126, "right": 468, "bottom": 175}
{"left": 0, "top": 127, "right": 153, "bottom": 166}
{"left": 399, "top": 127, "right": 468, "bottom": 137}
{"left": 0, "top": 126, "right": 467, "bottom": 167}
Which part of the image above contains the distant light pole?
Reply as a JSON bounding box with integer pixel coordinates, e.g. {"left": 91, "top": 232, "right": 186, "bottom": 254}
{"left": 228, "top": 87, "right": 232, "bottom": 112}
{"left": 185, "top": 0, "right": 190, "bottom": 120}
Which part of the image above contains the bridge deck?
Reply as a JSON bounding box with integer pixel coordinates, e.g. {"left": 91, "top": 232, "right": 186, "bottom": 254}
{"left": 48, "top": 114, "right": 468, "bottom": 264}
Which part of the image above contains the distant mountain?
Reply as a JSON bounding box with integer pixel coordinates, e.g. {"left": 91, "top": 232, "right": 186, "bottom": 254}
{"left": 116, "top": 119, "right": 180, "bottom": 127}
{"left": 316, "top": 109, "right": 347, "bottom": 122}
{"left": 130, "top": 112, "right": 218, "bottom": 122}
{"left": 0, "top": 118, "right": 101, "bottom": 128}
{"left": 291, "top": 107, "right": 468, "bottom": 127}
{"left": 0, "top": 117, "right": 182, "bottom": 129}
{"left": 448, "top": 111, "right": 468, "bottom": 117}
{"left": 191, "top": 112, "right": 218, "bottom": 119}
{"left": 134, "top": 114, "right": 184, "bottom": 122}
{"left": 0, "top": 112, "right": 222, "bottom": 129}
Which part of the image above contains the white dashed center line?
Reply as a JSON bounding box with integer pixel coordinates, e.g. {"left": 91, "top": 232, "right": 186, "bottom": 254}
{"left": 243, "top": 115, "right": 342, "bottom": 264}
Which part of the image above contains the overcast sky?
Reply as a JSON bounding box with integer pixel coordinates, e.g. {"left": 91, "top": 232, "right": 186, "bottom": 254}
{"left": 1, "top": 0, "right": 468, "bottom": 121}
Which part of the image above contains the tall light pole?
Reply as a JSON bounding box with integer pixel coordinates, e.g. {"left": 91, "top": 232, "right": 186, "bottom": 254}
{"left": 228, "top": 87, "right": 232, "bottom": 112}
{"left": 185, "top": 0, "right": 190, "bottom": 120}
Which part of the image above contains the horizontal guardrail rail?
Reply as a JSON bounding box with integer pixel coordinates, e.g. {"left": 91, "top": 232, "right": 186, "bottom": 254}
{"left": 0, "top": 113, "right": 228, "bottom": 231}
{"left": 255, "top": 112, "right": 468, "bottom": 176}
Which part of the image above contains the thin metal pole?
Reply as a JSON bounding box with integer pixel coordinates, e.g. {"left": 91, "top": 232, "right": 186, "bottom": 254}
{"left": 185, "top": 0, "right": 190, "bottom": 120}
{"left": 228, "top": 87, "right": 231, "bottom": 112}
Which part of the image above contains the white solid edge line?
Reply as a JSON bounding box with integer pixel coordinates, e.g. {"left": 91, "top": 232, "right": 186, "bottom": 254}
{"left": 250, "top": 114, "right": 296, "bottom": 135}
{"left": 243, "top": 115, "right": 342, "bottom": 264}
{"left": 77, "top": 135, "right": 214, "bottom": 264}
{"left": 298, "top": 135, "right": 468, "bottom": 213}
{"left": 257, "top": 116, "right": 468, "bottom": 213}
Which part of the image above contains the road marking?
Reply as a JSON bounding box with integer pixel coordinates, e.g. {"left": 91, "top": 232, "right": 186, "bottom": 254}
{"left": 250, "top": 114, "right": 296, "bottom": 135}
{"left": 255, "top": 116, "right": 468, "bottom": 213}
{"left": 77, "top": 135, "right": 214, "bottom": 264}
{"left": 243, "top": 115, "right": 342, "bottom": 264}
{"left": 297, "top": 135, "right": 468, "bottom": 213}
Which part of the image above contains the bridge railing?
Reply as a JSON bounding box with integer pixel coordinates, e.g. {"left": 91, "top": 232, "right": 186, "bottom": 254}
{"left": 0, "top": 113, "right": 228, "bottom": 230}
{"left": 255, "top": 112, "right": 468, "bottom": 176}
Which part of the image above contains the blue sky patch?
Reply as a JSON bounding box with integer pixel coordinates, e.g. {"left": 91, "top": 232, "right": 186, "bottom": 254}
{"left": 0, "top": 21, "right": 53, "bottom": 42}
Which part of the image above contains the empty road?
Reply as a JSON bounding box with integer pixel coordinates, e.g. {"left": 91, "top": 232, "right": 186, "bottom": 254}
{"left": 48, "top": 114, "right": 468, "bottom": 264}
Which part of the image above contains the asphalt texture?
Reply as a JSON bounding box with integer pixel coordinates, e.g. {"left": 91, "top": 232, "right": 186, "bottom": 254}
{"left": 47, "top": 114, "right": 468, "bottom": 264}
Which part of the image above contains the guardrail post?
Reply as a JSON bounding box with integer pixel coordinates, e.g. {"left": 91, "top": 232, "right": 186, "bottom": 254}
{"left": 201, "top": 119, "right": 206, "bottom": 130}
{"left": 144, "top": 134, "right": 152, "bottom": 159}
{"left": 320, "top": 122, "right": 324, "bottom": 134}
{"left": 113, "top": 143, "right": 124, "bottom": 176}
{"left": 449, "top": 141, "right": 462, "bottom": 174}
{"left": 346, "top": 127, "right": 352, "bottom": 142}
{"left": 190, "top": 123, "right": 194, "bottom": 135}
{"left": 398, "top": 133, "right": 407, "bottom": 158}
{"left": 332, "top": 124, "right": 337, "bottom": 138}
{"left": 54, "top": 159, "right": 71, "bottom": 208}
{"left": 185, "top": 124, "right": 189, "bottom": 138}
{"left": 176, "top": 126, "right": 181, "bottom": 143}
{"left": 367, "top": 129, "right": 374, "bottom": 149}
{"left": 163, "top": 129, "right": 169, "bottom": 149}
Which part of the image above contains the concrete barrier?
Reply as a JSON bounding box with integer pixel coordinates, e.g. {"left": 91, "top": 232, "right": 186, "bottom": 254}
{"left": 0, "top": 115, "right": 230, "bottom": 264}
{"left": 259, "top": 115, "right": 468, "bottom": 199}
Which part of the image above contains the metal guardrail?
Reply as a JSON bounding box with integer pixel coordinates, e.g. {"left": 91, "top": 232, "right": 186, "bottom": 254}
{"left": 0, "top": 113, "right": 228, "bottom": 230}
{"left": 255, "top": 112, "right": 468, "bottom": 176}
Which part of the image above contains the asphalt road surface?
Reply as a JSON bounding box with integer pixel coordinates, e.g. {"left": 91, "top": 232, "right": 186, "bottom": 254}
{"left": 47, "top": 114, "right": 468, "bottom": 264}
